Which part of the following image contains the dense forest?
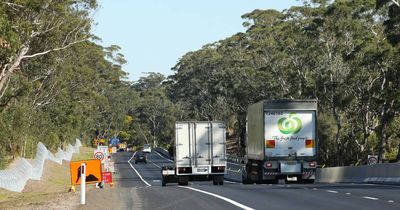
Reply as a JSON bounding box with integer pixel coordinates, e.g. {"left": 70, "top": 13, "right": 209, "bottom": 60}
{"left": 0, "top": 0, "right": 399, "bottom": 168}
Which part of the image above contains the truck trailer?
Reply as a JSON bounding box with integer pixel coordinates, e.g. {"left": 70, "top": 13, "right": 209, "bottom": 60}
{"left": 161, "top": 121, "right": 227, "bottom": 186}
{"left": 242, "top": 100, "right": 318, "bottom": 184}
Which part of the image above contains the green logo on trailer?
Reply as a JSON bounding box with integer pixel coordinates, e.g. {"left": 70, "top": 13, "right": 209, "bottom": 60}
{"left": 278, "top": 113, "right": 302, "bottom": 134}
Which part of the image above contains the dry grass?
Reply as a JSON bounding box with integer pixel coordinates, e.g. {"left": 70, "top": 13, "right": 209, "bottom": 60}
{"left": 72, "top": 147, "right": 95, "bottom": 161}
{"left": 0, "top": 146, "right": 96, "bottom": 209}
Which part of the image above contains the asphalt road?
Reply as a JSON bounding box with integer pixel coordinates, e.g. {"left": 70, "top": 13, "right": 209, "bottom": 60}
{"left": 89, "top": 151, "right": 400, "bottom": 210}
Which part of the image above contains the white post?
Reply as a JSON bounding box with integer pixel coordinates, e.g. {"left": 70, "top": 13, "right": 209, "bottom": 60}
{"left": 80, "top": 163, "right": 86, "bottom": 205}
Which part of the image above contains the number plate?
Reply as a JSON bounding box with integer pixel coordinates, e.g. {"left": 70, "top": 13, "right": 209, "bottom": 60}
{"left": 162, "top": 170, "right": 175, "bottom": 175}
{"left": 196, "top": 167, "right": 208, "bottom": 172}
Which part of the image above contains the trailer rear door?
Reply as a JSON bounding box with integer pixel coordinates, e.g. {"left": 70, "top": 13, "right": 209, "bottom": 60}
{"left": 175, "top": 123, "right": 191, "bottom": 166}
{"left": 194, "top": 122, "right": 211, "bottom": 166}
{"left": 211, "top": 122, "right": 226, "bottom": 166}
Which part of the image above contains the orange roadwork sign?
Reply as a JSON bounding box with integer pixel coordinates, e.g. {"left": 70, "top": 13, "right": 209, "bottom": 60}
{"left": 70, "top": 159, "right": 102, "bottom": 185}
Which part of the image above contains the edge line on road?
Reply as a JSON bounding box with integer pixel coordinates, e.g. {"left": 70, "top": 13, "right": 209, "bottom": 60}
{"left": 178, "top": 186, "right": 255, "bottom": 210}
{"left": 154, "top": 151, "right": 174, "bottom": 162}
{"left": 128, "top": 152, "right": 152, "bottom": 187}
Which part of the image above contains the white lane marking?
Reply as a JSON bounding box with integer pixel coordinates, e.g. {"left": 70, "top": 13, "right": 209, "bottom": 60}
{"left": 147, "top": 158, "right": 161, "bottom": 169}
{"left": 326, "top": 190, "right": 338, "bottom": 193}
{"left": 178, "top": 186, "right": 255, "bottom": 210}
{"left": 154, "top": 151, "right": 174, "bottom": 162}
{"left": 345, "top": 193, "right": 351, "bottom": 195}
{"left": 128, "top": 152, "right": 152, "bottom": 187}
{"left": 363, "top": 196, "right": 379, "bottom": 201}
{"left": 388, "top": 200, "right": 394, "bottom": 203}
{"left": 312, "top": 188, "right": 318, "bottom": 190}
{"left": 153, "top": 180, "right": 161, "bottom": 182}
{"left": 362, "top": 184, "right": 376, "bottom": 186}
{"left": 224, "top": 180, "right": 240, "bottom": 184}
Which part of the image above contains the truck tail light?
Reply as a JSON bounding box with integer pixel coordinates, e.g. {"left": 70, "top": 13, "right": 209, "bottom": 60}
{"left": 178, "top": 167, "right": 192, "bottom": 174}
{"left": 266, "top": 140, "right": 275, "bottom": 148}
{"left": 212, "top": 166, "right": 225, "bottom": 173}
{"left": 305, "top": 139, "right": 314, "bottom": 148}
{"left": 309, "top": 162, "right": 316, "bottom": 167}
{"left": 265, "top": 162, "right": 272, "bottom": 167}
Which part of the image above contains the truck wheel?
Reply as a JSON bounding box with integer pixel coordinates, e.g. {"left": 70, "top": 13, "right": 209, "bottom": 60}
{"left": 162, "top": 177, "right": 166, "bottom": 186}
{"left": 219, "top": 180, "right": 224, "bottom": 185}
{"left": 178, "top": 177, "right": 188, "bottom": 186}
{"left": 242, "top": 166, "right": 253, "bottom": 184}
{"left": 213, "top": 179, "right": 218, "bottom": 185}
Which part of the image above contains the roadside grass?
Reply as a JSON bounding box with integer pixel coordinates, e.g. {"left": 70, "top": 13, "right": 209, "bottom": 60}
{"left": 0, "top": 146, "right": 96, "bottom": 209}
{"left": 72, "top": 146, "right": 95, "bottom": 161}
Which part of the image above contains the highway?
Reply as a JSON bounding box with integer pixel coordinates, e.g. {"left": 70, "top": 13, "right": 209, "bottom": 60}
{"left": 84, "top": 150, "right": 400, "bottom": 210}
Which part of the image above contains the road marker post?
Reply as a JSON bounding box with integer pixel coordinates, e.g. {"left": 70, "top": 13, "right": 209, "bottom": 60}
{"left": 80, "top": 163, "right": 86, "bottom": 205}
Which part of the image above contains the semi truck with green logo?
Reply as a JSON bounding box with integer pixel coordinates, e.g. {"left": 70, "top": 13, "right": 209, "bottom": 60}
{"left": 242, "top": 100, "right": 317, "bottom": 184}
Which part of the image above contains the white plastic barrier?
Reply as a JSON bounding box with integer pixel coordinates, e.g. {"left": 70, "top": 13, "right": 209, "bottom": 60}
{"left": 0, "top": 139, "right": 82, "bottom": 192}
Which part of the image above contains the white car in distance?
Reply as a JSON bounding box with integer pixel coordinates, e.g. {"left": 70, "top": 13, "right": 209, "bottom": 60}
{"left": 143, "top": 144, "right": 152, "bottom": 153}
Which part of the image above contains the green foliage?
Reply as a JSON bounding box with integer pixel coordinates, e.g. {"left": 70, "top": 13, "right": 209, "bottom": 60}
{"left": 0, "top": 0, "right": 399, "bottom": 168}
{"left": 168, "top": 0, "right": 400, "bottom": 165}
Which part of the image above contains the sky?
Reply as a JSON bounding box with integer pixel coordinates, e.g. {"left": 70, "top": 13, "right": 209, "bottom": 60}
{"left": 93, "top": 0, "right": 302, "bottom": 81}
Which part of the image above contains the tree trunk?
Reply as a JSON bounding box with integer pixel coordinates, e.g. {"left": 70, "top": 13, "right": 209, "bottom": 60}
{"left": 396, "top": 143, "right": 400, "bottom": 162}
{"left": 0, "top": 46, "right": 29, "bottom": 97}
{"left": 377, "top": 109, "right": 387, "bottom": 163}
{"left": 333, "top": 107, "right": 342, "bottom": 166}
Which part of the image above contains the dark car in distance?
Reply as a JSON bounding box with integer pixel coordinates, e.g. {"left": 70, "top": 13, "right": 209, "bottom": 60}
{"left": 134, "top": 151, "right": 147, "bottom": 164}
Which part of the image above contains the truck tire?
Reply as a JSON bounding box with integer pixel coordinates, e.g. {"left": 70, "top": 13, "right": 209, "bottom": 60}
{"left": 219, "top": 180, "right": 224, "bottom": 185}
{"left": 162, "top": 176, "right": 166, "bottom": 186}
{"left": 213, "top": 179, "right": 218, "bottom": 185}
{"left": 242, "top": 163, "right": 253, "bottom": 184}
{"left": 178, "top": 177, "right": 188, "bottom": 186}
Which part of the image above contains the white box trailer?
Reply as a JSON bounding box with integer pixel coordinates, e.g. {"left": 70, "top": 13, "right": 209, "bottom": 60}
{"left": 161, "top": 121, "right": 227, "bottom": 186}
{"left": 242, "top": 100, "right": 318, "bottom": 184}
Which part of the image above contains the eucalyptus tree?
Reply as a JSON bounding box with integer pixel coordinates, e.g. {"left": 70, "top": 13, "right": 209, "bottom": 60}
{"left": 0, "top": 0, "right": 97, "bottom": 98}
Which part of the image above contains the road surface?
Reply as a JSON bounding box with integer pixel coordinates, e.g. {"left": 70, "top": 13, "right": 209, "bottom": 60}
{"left": 81, "top": 151, "right": 400, "bottom": 210}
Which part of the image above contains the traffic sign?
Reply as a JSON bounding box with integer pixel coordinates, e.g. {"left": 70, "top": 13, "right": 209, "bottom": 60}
{"left": 368, "top": 155, "right": 378, "bottom": 165}
{"left": 102, "top": 172, "right": 113, "bottom": 183}
{"left": 94, "top": 151, "right": 105, "bottom": 161}
{"left": 98, "top": 146, "right": 109, "bottom": 157}
{"left": 70, "top": 159, "right": 102, "bottom": 185}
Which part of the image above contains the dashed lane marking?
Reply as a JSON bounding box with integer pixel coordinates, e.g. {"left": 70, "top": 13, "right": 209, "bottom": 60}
{"left": 147, "top": 158, "right": 161, "bottom": 169}
{"left": 326, "top": 190, "right": 339, "bottom": 193}
{"left": 363, "top": 196, "right": 379, "bottom": 201}
{"left": 178, "top": 186, "right": 255, "bottom": 210}
{"left": 224, "top": 180, "right": 240, "bottom": 184}
{"left": 128, "top": 152, "right": 152, "bottom": 187}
